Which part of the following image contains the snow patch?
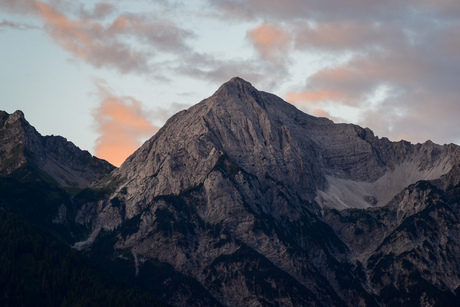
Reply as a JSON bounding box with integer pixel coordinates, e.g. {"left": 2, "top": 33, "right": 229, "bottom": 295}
{"left": 316, "top": 160, "right": 452, "bottom": 210}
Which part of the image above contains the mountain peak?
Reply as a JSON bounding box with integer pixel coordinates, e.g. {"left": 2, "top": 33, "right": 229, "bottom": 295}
{"left": 0, "top": 109, "right": 114, "bottom": 187}
{"left": 215, "top": 76, "right": 256, "bottom": 97}
{"left": 10, "top": 110, "right": 25, "bottom": 121}
{"left": 0, "top": 110, "right": 27, "bottom": 128}
{"left": 207, "top": 76, "right": 269, "bottom": 112}
{"left": 226, "top": 76, "right": 253, "bottom": 87}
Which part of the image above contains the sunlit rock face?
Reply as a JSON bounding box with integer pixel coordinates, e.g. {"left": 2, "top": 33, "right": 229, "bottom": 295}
{"left": 0, "top": 110, "right": 114, "bottom": 188}
{"left": 76, "top": 77, "right": 460, "bottom": 306}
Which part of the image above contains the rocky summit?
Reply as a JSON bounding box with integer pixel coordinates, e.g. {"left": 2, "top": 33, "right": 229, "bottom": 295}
{"left": 2, "top": 77, "right": 460, "bottom": 306}
{"left": 0, "top": 110, "right": 114, "bottom": 188}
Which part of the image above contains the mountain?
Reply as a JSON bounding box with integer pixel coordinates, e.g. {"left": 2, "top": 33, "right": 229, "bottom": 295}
{"left": 71, "top": 77, "right": 460, "bottom": 306}
{"left": 0, "top": 109, "right": 115, "bottom": 235}
{"left": 2, "top": 78, "right": 460, "bottom": 306}
{"left": 0, "top": 110, "right": 114, "bottom": 188}
{"left": 0, "top": 110, "right": 172, "bottom": 306}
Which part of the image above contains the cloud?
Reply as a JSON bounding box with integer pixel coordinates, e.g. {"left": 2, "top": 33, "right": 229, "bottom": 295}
{"left": 359, "top": 89, "right": 460, "bottom": 145}
{"left": 310, "top": 108, "right": 345, "bottom": 123}
{"left": 176, "top": 51, "right": 276, "bottom": 88}
{"left": 108, "top": 14, "right": 192, "bottom": 52}
{"left": 92, "top": 81, "right": 191, "bottom": 167}
{"left": 93, "top": 83, "right": 159, "bottom": 167}
{"left": 0, "top": 0, "right": 40, "bottom": 14}
{"left": 0, "top": 19, "right": 38, "bottom": 30}
{"left": 174, "top": 22, "right": 292, "bottom": 88}
{"left": 312, "top": 109, "right": 329, "bottom": 117}
{"left": 1, "top": 0, "right": 192, "bottom": 75}
{"left": 34, "top": 1, "right": 150, "bottom": 74}
{"left": 211, "top": 0, "right": 460, "bottom": 24}
{"left": 293, "top": 21, "right": 397, "bottom": 52}
{"left": 78, "top": 2, "right": 115, "bottom": 20}
{"left": 287, "top": 37, "right": 460, "bottom": 144}
{"left": 210, "top": 0, "right": 311, "bottom": 21}
{"left": 3, "top": 0, "right": 460, "bottom": 147}
{"left": 247, "top": 23, "right": 290, "bottom": 63}
{"left": 152, "top": 102, "right": 190, "bottom": 124}
{"left": 227, "top": 0, "right": 458, "bottom": 145}
{"left": 286, "top": 89, "right": 351, "bottom": 105}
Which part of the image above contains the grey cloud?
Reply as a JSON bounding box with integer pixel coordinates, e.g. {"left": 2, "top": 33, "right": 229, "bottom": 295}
{"left": 177, "top": 52, "right": 256, "bottom": 82}
{"left": 211, "top": 0, "right": 460, "bottom": 24}
{"left": 243, "top": 0, "right": 460, "bottom": 146}
{"left": 0, "top": 0, "right": 40, "bottom": 14}
{"left": 85, "top": 42, "right": 151, "bottom": 74}
{"left": 78, "top": 2, "right": 115, "bottom": 20}
{"left": 292, "top": 22, "right": 401, "bottom": 53}
{"left": 150, "top": 102, "right": 191, "bottom": 123}
{"left": 0, "top": 19, "right": 38, "bottom": 30}
{"left": 297, "top": 39, "right": 460, "bottom": 144}
{"left": 34, "top": 1, "right": 193, "bottom": 75}
{"left": 359, "top": 91, "right": 460, "bottom": 145}
{"left": 2, "top": 0, "right": 193, "bottom": 76}
{"left": 108, "top": 14, "right": 193, "bottom": 53}
{"left": 176, "top": 51, "right": 289, "bottom": 91}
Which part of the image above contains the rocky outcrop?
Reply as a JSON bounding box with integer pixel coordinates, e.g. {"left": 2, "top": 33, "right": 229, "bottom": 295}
{"left": 325, "top": 177, "right": 460, "bottom": 305}
{"left": 0, "top": 110, "right": 114, "bottom": 188}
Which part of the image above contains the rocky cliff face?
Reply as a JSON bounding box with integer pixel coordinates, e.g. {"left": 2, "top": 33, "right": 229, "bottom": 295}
{"left": 73, "top": 77, "right": 460, "bottom": 306}
{"left": 0, "top": 110, "right": 114, "bottom": 188}
{"left": 325, "top": 173, "right": 460, "bottom": 305}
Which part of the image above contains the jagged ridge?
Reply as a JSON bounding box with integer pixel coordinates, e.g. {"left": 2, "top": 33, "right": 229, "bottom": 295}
{"left": 0, "top": 110, "right": 114, "bottom": 188}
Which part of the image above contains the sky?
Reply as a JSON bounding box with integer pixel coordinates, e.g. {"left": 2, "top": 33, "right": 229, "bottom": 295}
{"left": 1, "top": 0, "right": 460, "bottom": 167}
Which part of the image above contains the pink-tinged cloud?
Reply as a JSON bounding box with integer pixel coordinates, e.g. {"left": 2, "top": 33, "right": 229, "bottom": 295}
{"left": 286, "top": 12, "right": 460, "bottom": 145}
{"left": 286, "top": 90, "right": 349, "bottom": 104}
{"left": 247, "top": 23, "right": 290, "bottom": 62}
{"left": 313, "top": 109, "right": 328, "bottom": 117}
{"left": 35, "top": 1, "right": 150, "bottom": 74}
{"left": 310, "top": 108, "right": 344, "bottom": 124}
{"left": 296, "top": 49, "right": 427, "bottom": 108}
{"left": 1, "top": 1, "right": 191, "bottom": 75}
{"left": 94, "top": 87, "right": 158, "bottom": 167}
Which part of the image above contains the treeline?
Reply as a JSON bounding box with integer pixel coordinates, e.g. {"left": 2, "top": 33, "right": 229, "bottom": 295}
{"left": 0, "top": 209, "right": 167, "bottom": 307}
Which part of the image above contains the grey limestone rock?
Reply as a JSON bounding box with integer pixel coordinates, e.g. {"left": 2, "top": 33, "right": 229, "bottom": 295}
{"left": 0, "top": 110, "right": 114, "bottom": 188}
{"left": 75, "top": 77, "right": 460, "bottom": 306}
